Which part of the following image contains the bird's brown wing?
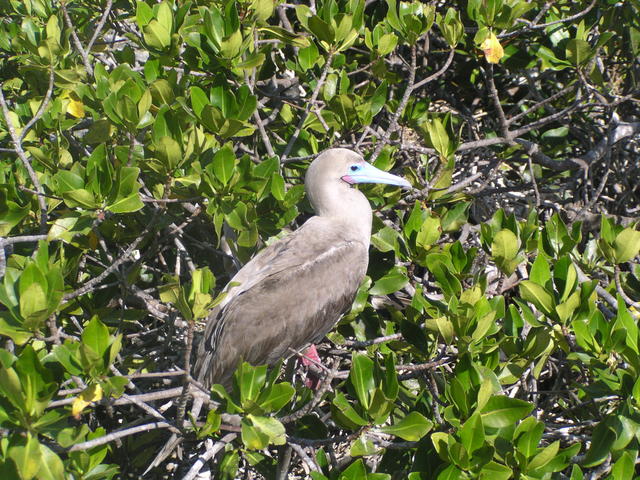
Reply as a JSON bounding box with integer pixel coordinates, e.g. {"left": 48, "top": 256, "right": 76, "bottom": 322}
{"left": 194, "top": 222, "right": 367, "bottom": 388}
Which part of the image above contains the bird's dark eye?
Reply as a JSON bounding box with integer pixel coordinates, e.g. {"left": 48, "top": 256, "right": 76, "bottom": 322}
{"left": 350, "top": 165, "right": 360, "bottom": 172}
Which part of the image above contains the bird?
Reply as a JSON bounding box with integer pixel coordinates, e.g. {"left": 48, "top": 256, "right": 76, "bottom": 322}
{"left": 194, "top": 148, "right": 411, "bottom": 388}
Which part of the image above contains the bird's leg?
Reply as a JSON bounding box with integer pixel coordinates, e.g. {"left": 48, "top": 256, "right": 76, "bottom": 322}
{"left": 288, "top": 345, "right": 330, "bottom": 389}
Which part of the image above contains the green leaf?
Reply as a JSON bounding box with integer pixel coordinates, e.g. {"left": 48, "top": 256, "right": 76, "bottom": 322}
{"left": 8, "top": 434, "right": 42, "bottom": 480}
{"left": 377, "top": 33, "right": 398, "bottom": 56}
{"left": 478, "top": 461, "right": 513, "bottom": 480}
{"left": 308, "top": 15, "right": 335, "bottom": 44}
{"left": 400, "top": 317, "right": 430, "bottom": 352}
{"left": 369, "top": 266, "right": 408, "bottom": 295}
{"left": 331, "top": 392, "right": 368, "bottom": 429}
{"left": 416, "top": 215, "right": 441, "bottom": 250}
{"left": 553, "top": 256, "right": 578, "bottom": 302}
{"left": 613, "top": 227, "right": 640, "bottom": 263}
{"left": 0, "top": 189, "right": 29, "bottom": 236}
{"left": 235, "top": 86, "right": 257, "bottom": 121}
{"left": 236, "top": 362, "right": 267, "bottom": 406}
{"left": 566, "top": 38, "right": 592, "bottom": 65}
{"left": 367, "top": 388, "right": 394, "bottom": 425}
{"left": 440, "top": 7, "right": 463, "bottom": 47}
{"left": 349, "top": 435, "right": 378, "bottom": 457}
{"left": 492, "top": 229, "right": 519, "bottom": 261}
{"left": 385, "top": 0, "right": 402, "bottom": 32}
{"left": 257, "top": 383, "right": 295, "bottom": 412}
{"left": 514, "top": 416, "right": 544, "bottom": 458}
{"left": 379, "top": 412, "right": 433, "bottom": 441}
{"left": 105, "top": 193, "right": 144, "bottom": 214}
{"left": 519, "top": 280, "right": 554, "bottom": 316}
{"left": 258, "top": 26, "right": 310, "bottom": 47}
{"left": 220, "top": 29, "right": 242, "bottom": 58}
{"left": 528, "top": 254, "right": 550, "bottom": 288}
{"left": 459, "top": 412, "right": 484, "bottom": 454}
{"left": 247, "top": 414, "right": 286, "bottom": 445}
{"left": 191, "top": 86, "right": 210, "bottom": 117}
{"left": 616, "top": 297, "right": 639, "bottom": 354}
{"left": 37, "top": 444, "right": 65, "bottom": 480}
{"left": 299, "top": 41, "right": 319, "bottom": 71}
{"left": 349, "top": 353, "right": 374, "bottom": 410}
{"left": 18, "top": 263, "right": 48, "bottom": 328}
{"left": 424, "top": 117, "right": 451, "bottom": 158}
{"left": 338, "top": 459, "right": 374, "bottom": 480}
{"left": 479, "top": 396, "right": 533, "bottom": 428}
{"left": 81, "top": 316, "right": 111, "bottom": 359}
{"left": 241, "top": 418, "right": 269, "bottom": 449}
{"left": 0, "top": 364, "right": 24, "bottom": 411}
{"left": 62, "top": 189, "right": 97, "bottom": 209}
{"left": 106, "top": 167, "right": 144, "bottom": 213}
{"left": 136, "top": 1, "right": 154, "bottom": 27}
{"left": 44, "top": 266, "right": 63, "bottom": 315}
{"left": 212, "top": 144, "right": 236, "bottom": 185}
{"left": 555, "top": 291, "right": 581, "bottom": 323}
{"left": 610, "top": 451, "right": 636, "bottom": 480}
{"left": 527, "top": 440, "right": 559, "bottom": 472}
{"left": 441, "top": 202, "right": 469, "bottom": 232}
{"left": 369, "top": 80, "right": 388, "bottom": 116}
{"left": 0, "top": 312, "right": 32, "bottom": 345}
{"left": 583, "top": 421, "right": 616, "bottom": 467}
{"left": 154, "top": 137, "right": 182, "bottom": 170}
{"left": 371, "top": 226, "right": 400, "bottom": 253}
{"left": 334, "top": 15, "right": 353, "bottom": 43}
{"left": 144, "top": 12, "right": 172, "bottom": 50}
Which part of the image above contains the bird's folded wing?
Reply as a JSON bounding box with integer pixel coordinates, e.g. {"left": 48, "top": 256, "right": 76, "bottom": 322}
{"left": 194, "top": 228, "right": 367, "bottom": 387}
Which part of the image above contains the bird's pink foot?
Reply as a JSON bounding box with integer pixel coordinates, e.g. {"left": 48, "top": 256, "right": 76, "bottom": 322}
{"left": 301, "top": 344, "right": 321, "bottom": 366}
{"left": 301, "top": 344, "right": 322, "bottom": 389}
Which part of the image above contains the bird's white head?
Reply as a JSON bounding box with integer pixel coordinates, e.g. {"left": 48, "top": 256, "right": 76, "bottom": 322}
{"left": 305, "top": 148, "right": 410, "bottom": 222}
{"left": 306, "top": 148, "right": 410, "bottom": 189}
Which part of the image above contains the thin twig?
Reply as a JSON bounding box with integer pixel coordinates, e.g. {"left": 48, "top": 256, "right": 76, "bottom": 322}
{"left": 508, "top": 86, "right": 574, "bottom": 125}
{"left": 282, "top": 51, "right": 335, "bottom": 160}
{"left": 181, "top": 433, "right": 237, "bottom": 480}
{"left": 343, "top": 332, "right": 404, "bottom": 347}
{"left": 176, "top": 320, "right": 195, "bottom": 430}
{"left": 0, "top": 234, "right": 48, "bottom": 246}
{"left": 506, "top": 0, "right": 597, "bottom": 37}
{"left": 62, "top": 211, "right": 158, "bottom": 302}
{"left": 528, "top": 155, "right": 541, "bottom": 207}
{"left": 413, "top": 48, "right": 455, "bottom": 91}
{"left": 0, "top": 86, "right": 49, "bottom": 233}
{"left": 485, "top": 64, "right": 510, "bottom": 139}
{"left": 121, "top": 394, "right": 181, "bottom": 434}
{"left": 19, "top": 65, "right": 55, "bottom": 142}
{"left": 60, "top": 1, "right": 93, "bottom": 76}
{"left": 68, "top": 421, "right": 174, "bottom": 452}
{"left": 370, "top": 45, "right": 417, "bottom": 162}
{"left": 289, "top": 443, "right": 321, "bottom": 473}
{"left": 279, "top": 359, "right": 338, "bottom": 424}
{"left": 512, "top": 102, "right": 585, "bottom": 138}
{"left": 86, "top": 0, "right": 114, "bottom": 54}
{"left": 253, "top": 109, "right": 276, "bottom": 157}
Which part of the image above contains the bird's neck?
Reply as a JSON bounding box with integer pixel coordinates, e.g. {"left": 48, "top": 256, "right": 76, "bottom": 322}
{"left": 310, "top": 183, "right": 373, "bottom": 243}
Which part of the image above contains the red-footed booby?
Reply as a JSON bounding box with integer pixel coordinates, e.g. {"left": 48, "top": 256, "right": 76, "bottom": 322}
{"left": 194, "top": 148, "right": 410, "bottom": 388}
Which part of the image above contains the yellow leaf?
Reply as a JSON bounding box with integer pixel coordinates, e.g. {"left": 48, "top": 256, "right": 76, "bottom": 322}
{"left": 67, "top": 97, "right": 85, "bottom": 118}
{"left": 481, "top": 32, "right": 504, "bottom": 64}
{"left": 71, "top": 384, "right": 103, "bottom": 418}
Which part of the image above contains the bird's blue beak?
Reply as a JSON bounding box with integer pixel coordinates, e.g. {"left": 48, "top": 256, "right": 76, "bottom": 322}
{"left": 342, "top": 162, "right": 411, "bottom": 188}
